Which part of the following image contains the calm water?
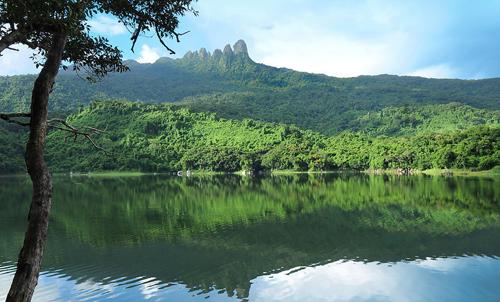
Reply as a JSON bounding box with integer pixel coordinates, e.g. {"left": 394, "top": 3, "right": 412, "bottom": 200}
{"left": 1, "top": 174, "right": 499, "bottom": 301}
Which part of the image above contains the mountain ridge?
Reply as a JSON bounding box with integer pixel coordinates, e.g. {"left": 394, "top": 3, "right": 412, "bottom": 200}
{"left": 1, "top": 40, "right": 500, "bottom": 135}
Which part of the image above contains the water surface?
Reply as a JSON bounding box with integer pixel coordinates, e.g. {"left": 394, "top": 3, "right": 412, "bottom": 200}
{"left": 1, "top": 174, "right": 499, "bottom": 301}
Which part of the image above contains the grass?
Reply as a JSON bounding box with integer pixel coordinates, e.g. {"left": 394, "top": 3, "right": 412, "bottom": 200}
{"left": 363, "top": 167, "right": 500, "bottom": 177}
{"left": 64, "top": 171, "right": 147, "bottom": 177}
{"left": 60, "top": 170, "right": 228, "bottom": 177}
{"left": 363, "top": 168, "right": 421, "bottom": 175}
{"left": 11, "top": 167, "right": 500, "bottom": 178}
{"left": 270, "top": 170, "right": 355, "bottom": 175}
{"left": 422, "top": 167, "right": 500, "bottom": 177}
{"left": 189, "top": 170, "right": 227, "bottom": 176}
{"left": 75, "top": 168, "right": 500, "bottom": 178}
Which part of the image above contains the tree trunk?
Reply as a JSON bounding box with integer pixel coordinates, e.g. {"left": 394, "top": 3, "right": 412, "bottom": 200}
{"left": 6, "top": 33, "right": 67, "bottom": 302}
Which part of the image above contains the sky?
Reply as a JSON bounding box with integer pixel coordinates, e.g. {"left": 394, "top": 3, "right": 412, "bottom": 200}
{"left": 1, "top": 0, "right": 500, "bottom": 79}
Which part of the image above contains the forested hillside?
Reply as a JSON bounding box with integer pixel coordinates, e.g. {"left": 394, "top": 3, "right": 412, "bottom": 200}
{"left": 1, "top": 40, "right": 500, "bottom": 135}
{"left": 351, "top": 103, "right": 499, "bottom": 136}
{"left": 2, "top": 101, "right": 497, "bottom": 173}
{"left": 0, "top": 123, "right": 25, "bottom": 172}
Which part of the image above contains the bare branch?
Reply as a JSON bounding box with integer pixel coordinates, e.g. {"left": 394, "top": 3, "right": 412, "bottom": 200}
{"left": 47, "top": 118, "right": 110, "bottom": 153}
{"left": 0, "top": 112, "right": 31, "bottom": 126}
{"left": 155, "top": 27, "right": 175, "bottom": 55}
{"left": 83, "top": 125, "right": 107, "bottom": 133}
{"left": 130, "top": 22, "right": 143, "bottom": 53}
{"left": 47, "top": 118, "right": 75, "bottom": 130}
{"left": 84, "top": 133, "right": 107, "bottom": 152}
{"left": 0, "top": 112, "right": 31, "bottom": 118}
{"left": 173, "top": 31, "right": 190, "bottom": 43}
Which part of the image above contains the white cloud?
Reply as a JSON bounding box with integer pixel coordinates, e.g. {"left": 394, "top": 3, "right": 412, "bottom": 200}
{"left": 0, "top": 44, "right": 39, "bottom": 75}
{"left": 408, "top": 64, "right": 459, "bottom": 79}
{"left": 248, "top": 256, "right": 497, "bottom": 302}
{"left": 136, "top": 44, "right": 161, "bottom": 63}
{"left": 249, "top": 260, "right": 397, "bottom": 301}
{"left": 191, "top": 1, "right": 418, "bottom": 77}
{"left": 191, "top": 0, "right": 489, "bottom": 79}
{"left": 249, "top": 23, "right": 410, "bottom": 77}
{"left": 139, "top": 277, "right": 162, "bottom": 299}
{"left": 88, "top": 15, "right": 127, "bottom": 36}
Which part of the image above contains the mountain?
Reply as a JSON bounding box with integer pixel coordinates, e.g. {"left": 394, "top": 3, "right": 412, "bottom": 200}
{"left": 1, "top": 40, "right": 500, "bottom": 135}
{"left": 0, "top": 40, "right": 499, "bottom": 173}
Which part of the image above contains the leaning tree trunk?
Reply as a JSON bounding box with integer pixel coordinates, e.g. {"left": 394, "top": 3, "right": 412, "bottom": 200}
{"left": 7, "top": 33, "right": 67, "bottom": 302}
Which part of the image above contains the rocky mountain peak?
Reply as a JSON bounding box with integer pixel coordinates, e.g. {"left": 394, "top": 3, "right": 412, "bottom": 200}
{"left": 212, "top": 49, "right": 222, "bottom": 60}
{"left": 179, "top": 40, "right": 252, "bottom": 64}
{"left": 233, "top": 40, "right": 248, "bottom": 56}
{"left": 199, "top": 48, "right": 209, "bottom": 60}
{"left": 223, "top": 44, "right": 233, "bottom": 56}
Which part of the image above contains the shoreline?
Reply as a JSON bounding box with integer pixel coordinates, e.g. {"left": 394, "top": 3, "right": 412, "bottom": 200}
{"left": 1, "top": 167, "right": 498, "bottom": 178}
{"left": 364, "top": 167, "right": 500, "bottom": 177}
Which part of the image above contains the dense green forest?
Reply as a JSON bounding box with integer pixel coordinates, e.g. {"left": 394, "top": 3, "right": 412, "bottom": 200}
{"left": 1, "top": 41, "right": 499, "bottom": 173}
{"left": 1, "top": 40, "right": 500, "bottom": 135}
{"left": 0, "top": 123, "right": 25, "bottom": 172}
{"left": 351, "top": 102, "right": 499, "bottom": 136}
{"left": 2, "top": 101, "right": 497, "bottom": 173}
{"left": 184, "top": 97, "right": 499, "bottom": 136}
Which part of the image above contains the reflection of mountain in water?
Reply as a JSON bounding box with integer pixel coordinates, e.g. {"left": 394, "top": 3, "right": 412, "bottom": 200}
{"left": 1, "top": 174, "right": 499, "bottom": 299}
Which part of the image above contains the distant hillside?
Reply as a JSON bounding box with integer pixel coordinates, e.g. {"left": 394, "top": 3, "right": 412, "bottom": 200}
{"left": 1, "top": 40, "right": 500, "bottom": 134}
{"left": 351, "top": 103, "right": 499, "bottom": 136}
{"left": 180, "top": 94, "right": 499, "bottom": 135}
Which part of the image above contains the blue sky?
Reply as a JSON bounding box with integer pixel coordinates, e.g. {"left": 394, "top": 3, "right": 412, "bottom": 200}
{"left": 1, "top": 0, "right": 500, "bottom": 78}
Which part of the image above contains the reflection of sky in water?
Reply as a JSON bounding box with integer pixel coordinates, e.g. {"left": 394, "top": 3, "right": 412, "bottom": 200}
{"left": 249, "top": 256, "right": 500, "bottom": 302}
{"left": 0, "top": 264, "right": 236, "bottom": 301}
{"left": 2, "top": 256, "right": 500, "bottom": 301}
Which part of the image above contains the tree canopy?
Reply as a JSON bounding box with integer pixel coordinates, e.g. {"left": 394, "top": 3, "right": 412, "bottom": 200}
{"left": 1, "top": 0, "right": 196, "bottom": 79}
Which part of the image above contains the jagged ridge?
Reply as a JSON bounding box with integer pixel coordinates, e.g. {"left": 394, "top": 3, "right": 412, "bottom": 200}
{"left": 182, "top": 39, "right": 250, "bottom": 61}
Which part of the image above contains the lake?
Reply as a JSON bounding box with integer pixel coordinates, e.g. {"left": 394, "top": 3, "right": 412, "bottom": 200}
{"left": 1, "top": 174, "right": 499, "bottom": 301}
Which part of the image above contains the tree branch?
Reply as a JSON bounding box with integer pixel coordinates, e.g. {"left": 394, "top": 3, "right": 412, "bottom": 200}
{"left": 173, "top": 31, "right": 190, "bottom": 42}
{"left": 47, "top": 118, "right": 110, "bottom": 153}
{"left": 130, "top": 22, "right": 143, "bottom": 53}
{"left": 0, "top": 30, "right": 26, "bottom": 54}
{"left": 0, "top": 112, "right": 31, "bottom": 126}
{"left": 155, "top": 27, "right": 175, "bottom": 55}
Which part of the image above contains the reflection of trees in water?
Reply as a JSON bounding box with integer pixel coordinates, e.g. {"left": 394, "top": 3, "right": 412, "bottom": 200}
{"left": 0, "top": 174, "right": 499, "bottom": 299}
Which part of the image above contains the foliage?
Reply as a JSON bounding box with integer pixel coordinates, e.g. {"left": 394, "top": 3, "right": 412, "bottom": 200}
{"left": 352, "top": 102, "right": 499, "bottom": 136}
{"left": 1, "top": 0, "right": 197, "bottom": 80}
{"left": 32, "top": 101, "right": 500, "bottom": 172}
{"left": 0, "top": 123, "right": 25, "bottom": 173}
{"left": 1, "top": 101, "right": 497, "bottom": 173}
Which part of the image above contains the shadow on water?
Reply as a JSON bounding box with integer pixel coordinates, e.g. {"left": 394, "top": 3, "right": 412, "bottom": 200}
{"left": 0, "top": 174, "right": 499, "bottom": 300}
